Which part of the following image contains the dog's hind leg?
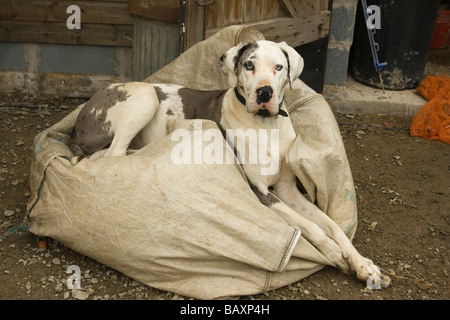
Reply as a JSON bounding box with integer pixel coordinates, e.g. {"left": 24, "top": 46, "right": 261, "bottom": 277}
{"left": 104, "top": 83, "right": 160, "bottom": 157}
{"left": 68, "top": 129, "right": 87, "bottom": 165}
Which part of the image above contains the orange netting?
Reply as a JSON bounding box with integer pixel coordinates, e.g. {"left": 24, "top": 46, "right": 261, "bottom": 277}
{"left": 410, "top": 74, "right": 450, "bottom": 144}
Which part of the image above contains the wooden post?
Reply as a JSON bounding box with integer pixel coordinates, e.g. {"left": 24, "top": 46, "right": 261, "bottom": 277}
{"left": 180, "top": 0, "right": 206, "bottom": 52}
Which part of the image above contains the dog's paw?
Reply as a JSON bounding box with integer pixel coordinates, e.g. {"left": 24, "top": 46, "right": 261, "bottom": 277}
{"left": 365, "top": 270, "right": 391, "bottom": 289}
{"left": 353, "top": 256, "right": 391, "bottom": 289}
{"left": 70, "top": 156, "right": 79, "bottom": 166}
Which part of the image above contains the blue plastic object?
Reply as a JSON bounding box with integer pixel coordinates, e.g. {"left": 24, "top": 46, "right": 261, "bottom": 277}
{"left": 361, "top": 0, "right": 387, "bottom": 73}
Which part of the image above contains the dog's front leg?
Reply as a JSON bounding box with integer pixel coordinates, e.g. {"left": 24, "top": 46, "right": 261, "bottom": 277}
{"left": 272, "top": 167, "right": 391, "bottom": 288}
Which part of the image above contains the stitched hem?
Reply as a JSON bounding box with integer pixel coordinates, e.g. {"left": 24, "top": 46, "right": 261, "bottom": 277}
{"left": 277, "top": 227, "right": 301, "bottom": 273}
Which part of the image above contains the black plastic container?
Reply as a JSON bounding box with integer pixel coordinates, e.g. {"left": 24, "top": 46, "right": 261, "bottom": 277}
{"left": 350, "top": 0, "right": 441, "bottom": 90}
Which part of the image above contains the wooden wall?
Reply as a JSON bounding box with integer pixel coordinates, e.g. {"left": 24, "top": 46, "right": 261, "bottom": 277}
{"left": 0, "top": 0, "right": 331, "bottom": 51}
{"left": 0, "top": 0, "right": 133, "bottom": 47}
{"left": 204, "top": 0, "right": 331, "bottom": 48}
{"left": 204, "top": 0, "right": 330, "bottom": 29}
{"left": 205, "top": 0, "right": 286, "bottom": 29}
{"left": 204, "top": 0, "right": 330, "bottom": 27}
{"left": 0, "top": 0, "right": 332, "bottom": 92}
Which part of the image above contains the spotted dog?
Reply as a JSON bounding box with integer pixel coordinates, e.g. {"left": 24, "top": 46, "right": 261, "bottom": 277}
{"left": 69, "top": 40, "right": 390, "bottom": 288}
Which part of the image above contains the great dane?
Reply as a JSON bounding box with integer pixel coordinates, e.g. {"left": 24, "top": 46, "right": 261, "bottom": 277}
{"left": 69, "top": 40, "right": 390, "bottom": 289}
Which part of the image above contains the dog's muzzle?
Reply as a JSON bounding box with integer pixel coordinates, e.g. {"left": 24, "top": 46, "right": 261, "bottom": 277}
{"left": 256, "top": 86, "right": 273, "bottom": 104}
{"left": 234, "top": 87, "right": 288, "bottom": 118}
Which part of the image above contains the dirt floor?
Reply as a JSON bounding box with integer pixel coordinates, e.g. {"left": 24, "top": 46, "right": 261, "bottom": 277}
{"left": 0, "top": 96, "right": 448, "bottom": 302}
{"left": 0, "top": 50, "right": 449, "bottom": 302}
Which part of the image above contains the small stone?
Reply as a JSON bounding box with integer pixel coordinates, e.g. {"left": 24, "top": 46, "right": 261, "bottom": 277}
{"left": 4, "top": 210, "right": 15, "bottom": 217}
{"left": 55, "top": 283, "right": 63, "bottom": 292}
{"left": 52, "top": 258, "right": 61, "bottom": 265}
{"left": 25, "top": 282, "right": 31, "bottom": 290}
{"left": 363, "top": 286, "right": 373, "bottom": 294}
{"left": 72, "top": 289, "right": 90, "bottom": 300}
{"left": 368, "top": 221, "right": 378, "bottom": 231}
{"left": 16, "top": 140, "right": 24, "bottom": 146}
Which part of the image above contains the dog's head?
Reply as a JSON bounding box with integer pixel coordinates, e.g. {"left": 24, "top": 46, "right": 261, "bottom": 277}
{"left": 220, "top": 40, "right": 304, "bottom": 117}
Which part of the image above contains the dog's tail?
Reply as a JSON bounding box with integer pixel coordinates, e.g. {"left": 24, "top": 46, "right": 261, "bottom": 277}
{"left": 68, "top": 127, "right": 86, "bottom": 165}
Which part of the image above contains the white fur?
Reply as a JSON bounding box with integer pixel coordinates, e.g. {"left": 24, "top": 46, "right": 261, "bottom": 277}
{"left": 103, "top": 82, "right": 159, "bottom": 157}
{"left": 135, "top": 84, "right": 186, "bottom": 147}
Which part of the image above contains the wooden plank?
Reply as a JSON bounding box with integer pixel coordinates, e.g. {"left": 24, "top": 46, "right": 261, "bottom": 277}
{"left": 0, "top": 0, "right": 132, "bottom": 25}
{"left": 0, "top": 20, "right": 133, "bottom": 47}
{"left": 127, "top": 0, "right": 179, "bottom": 23}
{"left": 133, "top": 17, "right": 179, "bottom": 80}
{"left": 278, "top": 0, "right": 304, "bottom": 18}
{"left": 182, "top": 0, "right": 205, "bottom": 51}
{"left": 88, "top": 0, "right": 127, "bottom": 2}
{"left": 305, "top": 0, "right": 320, "bottom": 14}
{"left": 249, "top": 11, "right": 330, "bottom": 47}
{"left": 245, "top": 0, "right": 285, "bottom": 23}
{"left": 206, "top": 10, "right": 330, "bottom": 48}
{"left": 206, "top": 0, "right": 286, "bottom": 30}
{"left": 320, "top": 0, "right": 329, "bottom": 11}
{"left": 206, "top": 0, "right": 239, "bottom": 31}
{"left": 282, "top": 0, "right": 321, "bottom": 16}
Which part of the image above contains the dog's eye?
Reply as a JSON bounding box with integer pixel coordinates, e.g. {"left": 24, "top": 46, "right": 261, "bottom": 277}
{"left": 244, "top": 61, "right": 254, "bottom": 71}
{"left": 275, "top": 65, "right": 283, "bottom": 71}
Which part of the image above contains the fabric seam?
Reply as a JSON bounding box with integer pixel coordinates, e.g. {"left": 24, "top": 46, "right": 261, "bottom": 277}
{"left": 288, "top": 94, "right": 323, "bottom": 113}
{"left": 277, "top": 227, "right": 301, "bottom": 272}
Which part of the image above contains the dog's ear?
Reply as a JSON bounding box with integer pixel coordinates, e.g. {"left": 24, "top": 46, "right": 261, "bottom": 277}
{"left": 278, "top": 41, "right": 304, "bottom": 86}
{"left": 219, "top": 42, "right": 252, "bottom": 88}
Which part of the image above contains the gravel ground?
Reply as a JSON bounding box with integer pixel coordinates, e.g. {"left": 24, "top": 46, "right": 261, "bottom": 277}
{"left": 0, "top": 94, "right": 448, "bottom": 302}
{"left": 0, "top": 46, "right": 449, "bottom": 303}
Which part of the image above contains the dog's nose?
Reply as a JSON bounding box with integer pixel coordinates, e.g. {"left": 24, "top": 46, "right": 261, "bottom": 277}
{"left": 256, "top": 86, "right": 273, "bottom": 104}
